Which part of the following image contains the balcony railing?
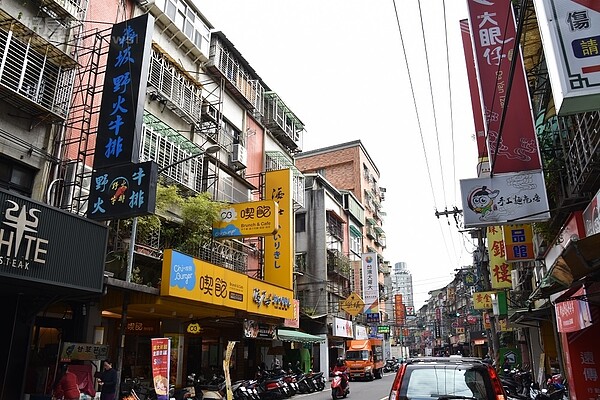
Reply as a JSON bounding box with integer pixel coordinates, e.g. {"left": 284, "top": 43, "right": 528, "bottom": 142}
{"left": 148, "top": 48, "right": 203, "bottom": 127}
{"left": 327, "top": 249, "right": 351, "bottom": 279}
{"left": 262, "top": 92, "right": 304, "bottom": 152}
{"left": 208, "top": 34, "right": 264, "bottom": 113}
{"left": 0, "top": 13, "right": 76, "bottom": 121}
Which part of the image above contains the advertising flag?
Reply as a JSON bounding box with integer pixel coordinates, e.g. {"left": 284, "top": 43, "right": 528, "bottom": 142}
{"left": 151, "top": 338, "right": 170, "bottom": 400}
{"left": 466, "top": 0, "right": 542, "bottom": 173}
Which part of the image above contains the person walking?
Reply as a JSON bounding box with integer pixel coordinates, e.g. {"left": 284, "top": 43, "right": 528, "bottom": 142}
{"left": 53, "top": 364, "right": 80, "bottom": 400}
{"left": 97, "top": 360, "right": 118, "bottom": 400}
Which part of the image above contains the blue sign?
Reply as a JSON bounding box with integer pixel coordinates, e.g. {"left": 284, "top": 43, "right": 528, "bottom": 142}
{"left": 93, "top": 14, "right": 154, "bottom": 170}
{"left": 87, "top": 161, "right": 157, "bottom": 220}
{"left": 366, "top": 312, "right": 380, "bottom": 323}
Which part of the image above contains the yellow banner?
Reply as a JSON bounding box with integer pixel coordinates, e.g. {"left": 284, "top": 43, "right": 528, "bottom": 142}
{"left": 213, "top": 200, "right": 279, "bottom": 238}
{"left": 161, "top": 249, "right": 293, "bottom": 319}
{"left": 264, "top": 169, "right": 294, "bottom": 290}
{"left": 487, "top": 226, "right": 512, "bottom": 289}
{"left": 473, "top": 291, "right": 495, "bottom": 309}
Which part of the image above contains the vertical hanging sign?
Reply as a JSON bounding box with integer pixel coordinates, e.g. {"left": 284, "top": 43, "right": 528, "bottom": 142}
{"left": 264, "top": 169, "right": 294, "bottom": 290}
{"left": 487, "top": 226, "right": 512, "bottom": 289}
{"left": 93, "top": 14, "right": 154, "bottom": 170}
{"left": 466, "top": 0, "right": 542, "bottom": 174}
{"left": 362, "top": 252, "right": 380, "bottom": 322}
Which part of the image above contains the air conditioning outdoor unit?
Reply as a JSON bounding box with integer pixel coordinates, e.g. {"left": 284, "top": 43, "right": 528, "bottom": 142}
{"left": 231, "top": 144, "right": 247, "bottom": 169}
{"left": 511, "top": 269, "right": 520, "bottom": 290}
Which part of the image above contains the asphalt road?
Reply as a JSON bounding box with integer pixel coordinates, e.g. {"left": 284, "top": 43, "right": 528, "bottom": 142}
{"left": 293, "top": 373, "right": 395, "bottom": 400}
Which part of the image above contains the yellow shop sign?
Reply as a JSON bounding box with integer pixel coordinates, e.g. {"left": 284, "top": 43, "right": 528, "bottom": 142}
{"left": 161, "top": 249, "right": 293, "bottom": 319}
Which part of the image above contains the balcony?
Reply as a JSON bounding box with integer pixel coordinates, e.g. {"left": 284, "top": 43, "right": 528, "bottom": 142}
{"left": 326, "top": 210, "right": 344, "bottom": 240}
{"left": 39, "top": 0, "right": 85, "bottom": 21}
{"left": 265, "top": 151, "right": 305, "bottom": 209}
{"left": 206, "top": 32, "right": 264, "bottom": 112}
{"left": 0, "top": 11, "right": 77, "bottom": 121}
{"left": 148, "top": 46, "right": 203, "bottom": 128}
{"left": 262, "top": 92, "right": 304, "bottom": 152}
{"left": 327, "top": 249, "right": 351, "bottom": 280}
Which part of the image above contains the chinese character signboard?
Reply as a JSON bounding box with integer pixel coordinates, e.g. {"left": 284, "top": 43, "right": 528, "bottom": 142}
{"left": 213, "top": 200, "right": 279, "bottom": 238}
{"left": 340, "top": 292, "right": 365, "bottom": 316}
{"left": 284, "top": 299, "right": 300, "bottom": 328}
{"left": 460, "top": 171, "right": 550, "bottom": 228}
{"left": 487, "top": 226, "right": 512, "bottom": 289}
{"left": 151, "top": 338, "right": 170, "bottom": 399}
{"left": 264, "top": 169, "right": 293, "bottom": 290}
{"left": 473, "top": 291, "right": 495, "bottom": 309}
{"left": 394, "top": 294, "right": 405, "bottom": 326}
{"left": 362, "top": 252, "right": 380, "bottom": 316}
{"left": 561, "top": 331, "right": 600, "bottom": 398}
{"left": 466, "top": 0, "right": 542, "bottom": 173}
{"left": 60, "top": 342, "right": 109, "bottom": 362}
{"left": 161, "top": 249, "right": 293, "bottom": 319}
{"left": 503, "top": 224, "right": 535, "bottom": 261}
{"left": 533, "top": 0, "right": 600, "bottom": 115}
{"left": 94, "top": 14, "right": 154, "bottom": 170}
{"left": 87, "top": 161, "right": 157, "bottom": 220}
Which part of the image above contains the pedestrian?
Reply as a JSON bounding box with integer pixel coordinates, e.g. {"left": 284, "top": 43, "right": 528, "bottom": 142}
{"left": 53, "top": 364, "right": 80, "bottom": 400}
{"left": 97, "top": 360, "right": 118, "bottom": 400}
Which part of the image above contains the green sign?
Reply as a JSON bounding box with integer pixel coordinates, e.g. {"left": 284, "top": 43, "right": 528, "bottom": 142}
{"left": 377, "top": 325, "right": 390, "bottom": 334}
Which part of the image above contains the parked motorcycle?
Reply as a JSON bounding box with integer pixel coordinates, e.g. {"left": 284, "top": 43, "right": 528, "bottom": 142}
{"left": 331, "top": 371, "right": 349, "bottom": 399}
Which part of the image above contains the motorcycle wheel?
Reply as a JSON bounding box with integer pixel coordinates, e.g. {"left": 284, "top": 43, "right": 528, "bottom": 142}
{"left": 331, "top": 387, "right": 341, "bottom": 400}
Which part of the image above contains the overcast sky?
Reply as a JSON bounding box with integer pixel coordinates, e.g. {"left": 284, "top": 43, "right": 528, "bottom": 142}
{"left": 197, "top": 0, "right": 479, "bottom": 308}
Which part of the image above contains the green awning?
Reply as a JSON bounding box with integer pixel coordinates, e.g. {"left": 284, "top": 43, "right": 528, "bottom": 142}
{"left": 276, "top": 329, "right": 325, "bottom": 343}
{"left": 349, "top": 225, "right": 363, "bottom": 237}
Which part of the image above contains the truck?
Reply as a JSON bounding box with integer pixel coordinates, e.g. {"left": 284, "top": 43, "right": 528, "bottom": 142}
{"left": 344, "top": 338, "right": 384, "bottom": 381}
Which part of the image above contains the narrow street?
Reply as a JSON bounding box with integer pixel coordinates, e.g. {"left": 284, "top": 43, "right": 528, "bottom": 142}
{"left": 294, "top": 374, "right": 395, "bottom": 400}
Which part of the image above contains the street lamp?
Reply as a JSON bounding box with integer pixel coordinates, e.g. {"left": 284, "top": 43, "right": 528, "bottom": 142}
{"left": 127, "top": 143, "right": 221, "bottom": 281}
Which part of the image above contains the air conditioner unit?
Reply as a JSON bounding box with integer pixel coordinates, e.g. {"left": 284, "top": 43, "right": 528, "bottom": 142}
{"left": 231, "top": 144, "right": 247, "bottom": 169}
{"left": 61, "top": 161, "right": 91, "bottom": 215}
{"left": 511, "top": 269, "right": 520, "bottom": 290}
{"left": 201, "top": 103, "right": 219, "bottom": 122}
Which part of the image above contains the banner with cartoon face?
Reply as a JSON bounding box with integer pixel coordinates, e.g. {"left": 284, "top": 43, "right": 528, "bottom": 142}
{"left": 460, "top": 171, "right": 550, "bottom": 228}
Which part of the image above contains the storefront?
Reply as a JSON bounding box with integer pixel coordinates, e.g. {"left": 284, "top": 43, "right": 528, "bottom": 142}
{"left": 0, "top": 189, "right": 108, "bottom": 400}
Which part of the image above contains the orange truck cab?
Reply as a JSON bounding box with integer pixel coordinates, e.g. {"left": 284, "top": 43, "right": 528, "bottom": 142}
{"left": 345, "top": 338, "right": 384, "bottom": 381}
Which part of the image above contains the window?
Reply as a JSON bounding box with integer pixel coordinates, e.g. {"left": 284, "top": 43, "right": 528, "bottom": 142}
{"left": 0, "top": 157, "right": 36, "bottom": 197}
{"left": 159, "top": 0, "right": 210, "bottom": 55}
{"left": 350, "top": 228, "right": 362, "bottom": 254}
{"left": 295, "top": 213, "right": 306, "bottom": 232}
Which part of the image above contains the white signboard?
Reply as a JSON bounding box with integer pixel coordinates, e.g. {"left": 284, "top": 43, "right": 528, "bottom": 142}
{"left": 355, "top": 325, "right": 368, "bottom": 340}
{"left": 361, "top": 252, "right": 380, "bottom": 315}
{"left": 533, "top": 0, "right": 600, "bottom": 114}
{"left": 332, "top": 317, "right": 354, "bottom": 338}
{"left": 461, "top": 171, "right": 550, "bottom": 228}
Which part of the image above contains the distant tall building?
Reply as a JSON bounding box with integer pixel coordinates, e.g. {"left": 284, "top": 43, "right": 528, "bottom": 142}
{"left": 391, "top": 262, "right": 414, "bottom": 311}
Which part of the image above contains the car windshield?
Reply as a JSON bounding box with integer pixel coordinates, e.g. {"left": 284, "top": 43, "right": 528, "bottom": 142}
{"left": 400, "top": 365, "right": 493, "bottom": 400}
{"left": 345, "top": 350, "right": 369, "bottom": 361}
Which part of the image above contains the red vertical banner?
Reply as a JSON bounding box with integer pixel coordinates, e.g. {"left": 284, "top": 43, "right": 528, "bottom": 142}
{"left": 395, "top": 294, "right": 404, "bottom": 325}
{"left": 466, "top": 0, "right": 541, "bottom": 174}
{"left": 460, "top": 19, "right": 488, "bottom": 162}
{"left": 151, "top": 338, "right": 171, "bottom": 400}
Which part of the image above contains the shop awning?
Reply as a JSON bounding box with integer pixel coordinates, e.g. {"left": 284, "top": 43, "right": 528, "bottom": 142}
{"left": 276, "top": 329, "right": 325, "bottom": 343}
{"left": 530, "top": 233, "right": 600, "bottom": 300}
{"left": 508, "top": 305, "right": 551, "bottom": 328}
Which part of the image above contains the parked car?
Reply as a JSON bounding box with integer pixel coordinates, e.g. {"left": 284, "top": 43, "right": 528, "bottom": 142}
{"left": 388, "top": 357, "right": 507, "bottom": 400}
